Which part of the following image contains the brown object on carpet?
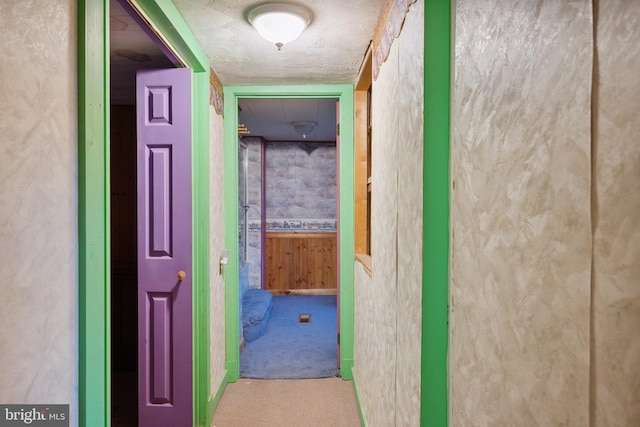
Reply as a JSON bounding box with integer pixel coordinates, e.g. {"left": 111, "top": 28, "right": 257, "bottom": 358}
{"left": 211, "top": 378, "right": 361, "bottom": 427}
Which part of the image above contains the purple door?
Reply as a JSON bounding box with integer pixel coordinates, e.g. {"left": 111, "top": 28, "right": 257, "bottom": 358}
{"left": 137, "top": 68, "right": 192, "bottom": 427}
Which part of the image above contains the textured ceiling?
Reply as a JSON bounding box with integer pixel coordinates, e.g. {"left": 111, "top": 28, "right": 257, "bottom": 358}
{"left": 110, "top": 0, "right": 385, "bottom": 140}
{"left": 172, "top": 0, "right": 385, "bottom": 85}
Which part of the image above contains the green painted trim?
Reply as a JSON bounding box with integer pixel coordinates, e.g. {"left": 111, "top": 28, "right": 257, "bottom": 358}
{"left": 192, "top": 71, "right": 211, "bottom": 427}
{"left": 340, "top": 358, "right": 354, "bottom": 381}
{"left": 222, "top": 85, "right": 355, "bottom": 381}
{"left": 222, "top": 88, "right": 241, "bottom": 381}
{"left": 421, "top": 0, "right": 451, "bottom": 426}
{"left": 337, "top": 88, "right": 355, "bottom": 381}
{"left": 351, "top": 372, "right": 369, "bottom": 427}
{"left": 79, "top": 1, "right": 210, "bottom": 426}
{"left": 132, "top": 0, "right": 209, "bottom": 72}
{"left": 208, "top": 375, "right": 228, "bottom": 423}
{"left": 78, "top": 0, "right": 110, "bottom": 426}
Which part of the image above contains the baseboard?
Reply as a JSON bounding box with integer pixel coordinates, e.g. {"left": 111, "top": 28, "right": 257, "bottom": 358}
{"left": 205, "top": 371, "right": 228, "bottom": 427}
{"left": 224, "top": 361, "right": 239, "bottom": 382}
{"left": 268, "top": 289, "right": 337, "bottom": 296}
{"left": 351, "top": 370, "right": 368, "bottom": 427}
{"left": 340, "top": 357, "right": 354, "bottom": 380}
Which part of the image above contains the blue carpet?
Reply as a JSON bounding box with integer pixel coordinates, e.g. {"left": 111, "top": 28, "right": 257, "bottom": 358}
{"left": 240, "top": 295, "right": 339, "bottom": 379}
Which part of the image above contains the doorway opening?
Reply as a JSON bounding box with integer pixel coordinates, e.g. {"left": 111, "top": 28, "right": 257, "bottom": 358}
{"left": 237, "top": 98, "right": 340, "bottom": 378}
{"left": 80, "top": 1, "right": 212, "bottom": 425}
{"left": 109, "top": 1, "right": 176, "bottom": 425}
{"left": 223, "top": 85, "right": 355, "bottom": 382}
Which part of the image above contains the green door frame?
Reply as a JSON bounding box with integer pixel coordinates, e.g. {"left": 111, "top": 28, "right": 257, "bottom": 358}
{"left": 421, "top": 0, "right": 451, "bottom": 425}
{"left": 222, "top": 85, "right": 355, "bottom": 381}
{"left": 78, "top": 0, "right": 211, "bottom": 426}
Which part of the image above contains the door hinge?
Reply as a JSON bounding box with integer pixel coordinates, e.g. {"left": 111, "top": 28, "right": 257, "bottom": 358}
{"left": 337, "top": 332, "right": 340, "bottom": 345}
{"left": 336, "top": 123, "right": 340, "bottom": 136}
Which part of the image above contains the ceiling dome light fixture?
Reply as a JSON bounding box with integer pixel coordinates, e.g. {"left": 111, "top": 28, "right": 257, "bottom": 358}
{"left": 247, "top": 3, "right": 313, "bottom": 50}
{"left": 291, "top": 120, "right": 317, "bottom": 139}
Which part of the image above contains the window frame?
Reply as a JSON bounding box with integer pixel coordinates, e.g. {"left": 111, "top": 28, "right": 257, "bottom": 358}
{"left": 354, "top": 45, "right": 372, "bottom": 273}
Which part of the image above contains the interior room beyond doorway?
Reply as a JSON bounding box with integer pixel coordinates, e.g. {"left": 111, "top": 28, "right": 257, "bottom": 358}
{"left": 237, "top": 97, "right": 340, "bottom": 379}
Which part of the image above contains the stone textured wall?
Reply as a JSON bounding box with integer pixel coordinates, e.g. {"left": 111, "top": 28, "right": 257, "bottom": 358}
{"left": 265, "top": 142, "right": 337, "bottom": 221}
{"left": 452, "top": 0, "right": 640, "bottom": 425}
{"left": 0, "top": 0, "right": 78, "bottom": 424}
{"left": 592, "top": 1, "right": 640, "bottom": 424}
{"left": 244, "top": 140, "right": 337, "bottom": 289}
{"left": 209, "top": 107, "right": 227, "bottom": 397}
{"left": 246, "top": 138, "right": 263, "bottom": 289}
{"left": 352, "top": 1, "right": 423, "bottom": 425}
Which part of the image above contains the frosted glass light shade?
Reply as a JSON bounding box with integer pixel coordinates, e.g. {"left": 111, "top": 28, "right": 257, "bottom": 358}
{"left": 291, "top": 120, "right": 317, "bottom": 139}
{"left": 247, "top": 3, "right": 313, "bottom": 50}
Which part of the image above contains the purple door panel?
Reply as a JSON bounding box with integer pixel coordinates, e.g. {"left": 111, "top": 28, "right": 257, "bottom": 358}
{"left": 136, "top": 68, "right": 192, "bottom": 427}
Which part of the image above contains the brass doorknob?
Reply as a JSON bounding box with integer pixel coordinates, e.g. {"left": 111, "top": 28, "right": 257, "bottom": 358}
{"left": 177, "top": 271, "right": 186, "bottom": 280}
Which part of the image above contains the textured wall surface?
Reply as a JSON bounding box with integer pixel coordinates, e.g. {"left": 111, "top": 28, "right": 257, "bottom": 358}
{"left": 353, "top": 262, "right": 374, "bottom": 424}
{"left": 352, "top": 2, "right": 423, "bottom": 425}
{"left": 592, "top": 1, "right": 640, "bottom": 424}
{"left": 355, "top": 34, "right": 399, "bottom": 427}
{"left": 452, "top": 1, "right": 593, "bottom": 425}
{"left": 0, "top": 0, "right": 78, "bottom": 425}
{"left": 394, "top": 1, "right": 424, "bottom": 424}
{"left": 246, "top": 139, "right": 263, "bottom": 289}
{"left": 209, "top": 108, "right": 227, "bottom": 395}
{"left": 265, "top": 142, "right": 336, "bottom": 220}
{"left": 244, "top": 140, "right": 337, "bottom": 289}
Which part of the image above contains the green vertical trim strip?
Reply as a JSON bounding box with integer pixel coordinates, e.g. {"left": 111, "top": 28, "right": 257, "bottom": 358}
{"left": 192, "top": 71, "right": 211, "bottom": 427}
{"left": 222, "top": 85, "right": 355, "bottom": 382}
{"left": 337, "top": 88, "right": 355, "bottom": 380}
{"left": 78, "top": 0, "right": 110, "bottom": 426}
{"left": 222, "top": 87, "right": 241, "bottom": 381}
{"left": 421, "top": 0, "right": 451, "bottom": 426}
{"left": 79, "top": 1, "right": 211, "bottom": 425}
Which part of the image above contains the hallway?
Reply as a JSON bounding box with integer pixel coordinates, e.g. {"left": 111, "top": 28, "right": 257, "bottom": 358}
{"left": 2, "top": 0, "right": 639, "bottom": 426}
{"left": 211, "top": 378, "right": 360, "bottom": 426}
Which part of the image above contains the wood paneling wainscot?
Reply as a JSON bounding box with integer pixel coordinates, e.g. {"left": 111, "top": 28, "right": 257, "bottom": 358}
{"left": 265, "top": 232, "right": 337, "bottom": 294}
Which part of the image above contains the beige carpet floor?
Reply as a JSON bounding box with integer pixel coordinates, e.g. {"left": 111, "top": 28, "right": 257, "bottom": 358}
{"left": 211, "top": 378, "right": 361, "bottom": 427}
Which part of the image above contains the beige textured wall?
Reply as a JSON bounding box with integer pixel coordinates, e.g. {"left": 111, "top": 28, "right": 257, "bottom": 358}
{"left": 352, "top": 2, "right": 423, "bottom": 426}
{"left": 593, "top": 1, "right": 640, "bottom": 424}
{"left": 452, "top": 0, "right": 593, "bottom": 425}
{"left": 209, "top": 107, "right": 227, "bottom": 396}
{"left": 354, "top": 41, "right": 398, "bottom": 427}
{"left": 394, "top": 1, "right": 424, "bottom": 424}
{"left": 0, "top": 0, "right": 78, "bottom": 425}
